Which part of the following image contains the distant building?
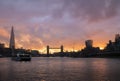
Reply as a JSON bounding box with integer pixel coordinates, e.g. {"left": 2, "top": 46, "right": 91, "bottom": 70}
{"left": 9, "top": 26, "right": 15, "bottom": 56}
{"left": 81, "top": 40, "right": 100, "bottom": 57}
{"left": 0, "top": 43, "right": 5, "bottom": 48}
{"left": 9, "top": 26, "right": 15, "bottom": 49}
{"left": 115, "top": 34, "right": 120, "bottom": 43}
{"left": 85, "top": 40, "right": 93, "bottom": 48}
{"left": 31, "top": 50, "right": 40, "bottom": 57}
{"left": 105, "top": 34, "right": 120, "bottom": 52}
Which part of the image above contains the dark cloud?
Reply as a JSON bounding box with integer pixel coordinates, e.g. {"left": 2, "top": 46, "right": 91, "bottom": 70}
{"left": 0, "top": 0, "right": 120, "bottom": 22}
{"left": 58, "top": 0, "right": 120, "bottom": 22}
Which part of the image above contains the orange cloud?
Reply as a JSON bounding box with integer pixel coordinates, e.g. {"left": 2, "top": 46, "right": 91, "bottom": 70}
{"left": 0, "top": 27, "right": 9, "bottom": 38}
{"left": 15, "top": 33, "right": 44, "bottom": 50}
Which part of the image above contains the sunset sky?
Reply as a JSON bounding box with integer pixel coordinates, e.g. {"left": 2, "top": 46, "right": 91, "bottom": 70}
{"left": 0, "top": 0, "right": 120, "bottom": 53}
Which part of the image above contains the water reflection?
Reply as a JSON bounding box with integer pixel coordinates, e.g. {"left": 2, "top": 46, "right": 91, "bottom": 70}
{"left": 91, "top": 59, "right": 108, "bottom": 81}
{"left": 0, "top": 58, "right": 120, "bottom": 81}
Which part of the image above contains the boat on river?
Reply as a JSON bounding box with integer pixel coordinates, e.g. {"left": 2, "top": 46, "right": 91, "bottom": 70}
{"left": 12, "top": 52, "right": 31, "bottom": 61}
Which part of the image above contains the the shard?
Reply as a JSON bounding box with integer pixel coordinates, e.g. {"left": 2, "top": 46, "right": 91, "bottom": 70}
{"left": 9, "top": 26, "right": 15, "bottom": 50}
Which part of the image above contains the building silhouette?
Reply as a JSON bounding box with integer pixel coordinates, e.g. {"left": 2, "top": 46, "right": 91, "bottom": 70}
{"left": 85, "top": 40, "right": 93, "bottom": 48}
{"left": 81, "top": 40, "right": 100, "bottom": 57}
{"left": 9, "top": 26, "right": 15, "bottom": 49}
{"left": 105, "top": 34, "right": 120, "bottom": 52}
{"left": 0, "top": 43, "right": 5, "bottom": 48}
{"left": 9, "top": 26, "right": 15, "bottom": 56}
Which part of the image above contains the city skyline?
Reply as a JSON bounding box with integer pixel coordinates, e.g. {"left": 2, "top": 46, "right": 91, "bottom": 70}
{"left": 0, "top": 0, "right": 120, "bottom": 52}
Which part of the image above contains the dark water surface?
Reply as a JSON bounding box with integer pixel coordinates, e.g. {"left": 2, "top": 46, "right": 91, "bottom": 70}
{"left": 0, "top": 57, "right": 120, "bottom": 81}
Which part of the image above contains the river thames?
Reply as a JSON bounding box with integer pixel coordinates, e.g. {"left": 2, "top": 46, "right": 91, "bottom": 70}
{"left": 0, "top": 57, "right": 120, "bottom": 81}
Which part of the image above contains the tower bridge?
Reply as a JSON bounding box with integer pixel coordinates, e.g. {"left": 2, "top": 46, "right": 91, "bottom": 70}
{"left": 47, "top": 45, "right": 64, "bottom": 56}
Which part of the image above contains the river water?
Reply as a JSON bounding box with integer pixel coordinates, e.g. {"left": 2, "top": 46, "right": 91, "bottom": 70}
{"left": 0, "top": 57, "right": 120, "bottom": 81}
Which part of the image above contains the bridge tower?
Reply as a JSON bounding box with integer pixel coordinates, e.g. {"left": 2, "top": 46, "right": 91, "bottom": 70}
{"left": 47, "top": 45, "right": 50, "bottom": 56}
{"left": 60, "top": 45, "right": 64, "bottom": 53}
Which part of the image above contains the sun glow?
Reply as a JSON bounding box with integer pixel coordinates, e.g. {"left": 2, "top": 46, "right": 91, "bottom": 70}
{"left": 100, "top": 47, "right": 104, "bottom": 50}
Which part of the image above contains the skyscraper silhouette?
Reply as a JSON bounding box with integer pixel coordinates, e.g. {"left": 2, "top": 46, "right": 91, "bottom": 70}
{"left": 9, "top": 26, "right": 15, "bottom": 50}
